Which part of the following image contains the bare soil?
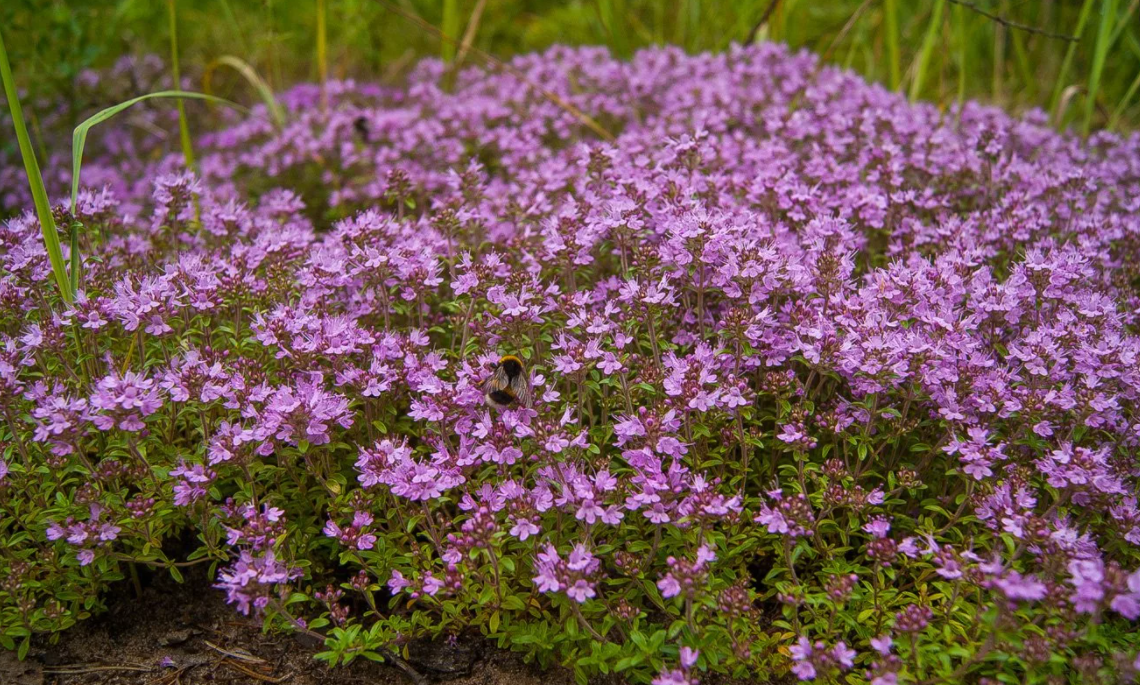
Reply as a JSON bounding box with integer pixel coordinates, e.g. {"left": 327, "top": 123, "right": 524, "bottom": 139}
{"left": 18, "top": 569, "right": 576, "bottom": 685}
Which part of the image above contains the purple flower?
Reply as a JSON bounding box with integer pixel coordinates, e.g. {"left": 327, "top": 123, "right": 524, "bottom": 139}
{"left": 994, "top": 571, "right": 1048, "bottom": 602}
{"left": 862, "top": 516, "right": 891, "bottom": 539}
{"left": 657, "top": 574, "right": 682, "bottom": 599}
{"left": 89, "top": 370, "right": 163, "bottom": 432}
{"left": 870, "top": 634, "right": 892, "bottom": 655}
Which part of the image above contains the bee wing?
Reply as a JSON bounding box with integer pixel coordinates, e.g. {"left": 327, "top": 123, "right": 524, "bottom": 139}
{"left": 510, "top": 371, "right": 533, "bottom": 408}
{"left": 483, "top": 365, "right": 509, "bottom": 393}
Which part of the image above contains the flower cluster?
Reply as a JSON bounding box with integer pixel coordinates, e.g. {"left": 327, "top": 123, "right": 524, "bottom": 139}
{"left": 3, "top": 42, "right": 1140, "bottom": 683}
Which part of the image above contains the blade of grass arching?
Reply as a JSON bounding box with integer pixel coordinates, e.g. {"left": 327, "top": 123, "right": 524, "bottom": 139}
{"left": 884, "top": 0, "right": 900, "bottom": 89}
{"left": 71, "top": 92, "right": 249, "bottom": 216}
{"left": 909, "top": 0, "right": 946, "bottom": 102}
{"left": 1108, "top": 68, "right": 1140, "bottom": 129}
{"left": 441, "top": 0, "right": 459, "bottom": 63}
{"left": 1049, "top": 0, "right": 1095, "bottom": 124}
{"left": 203, "top": 56, "right": 286, "bottom": 128}
{"left": 167, "top": 0, "right": 195, "bottom": 170}
{"left": 1084, "top": 0, "right": 1121, "bottom": 134}
{"left": 317, "top": 0, "right": 328, "bottom": 111}
{"left": 1056, "top": 84, "right": 1083, "bottom": 126}
{"left": 0, "top": 30, "right": 72, "bottom": 303}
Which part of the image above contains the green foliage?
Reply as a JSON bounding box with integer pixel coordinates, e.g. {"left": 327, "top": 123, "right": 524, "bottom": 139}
{"left": 70, "top": 90, "right": 247, "bottom": 215}
{"left": 0, "top": 28, "right": 71, "bottom": 303}
{"left": 2, "top": 0, "right": 1139, "bottom": 131}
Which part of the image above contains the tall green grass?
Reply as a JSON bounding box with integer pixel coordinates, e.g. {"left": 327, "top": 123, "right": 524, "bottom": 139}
{"left": 441, "top": 0, "right": 460, "bottom": 64}
{"left": 1086, "top": 0, "right": 1121, "bottom": 134}
{"left": 884, "top": 0, "right": 901, "bottom": 90}
{"left": 317, "top": 0, "right": 328, "bottom": 110}
{"left": 909, "top": 0, "right": 946, "bottom": 102}
{"left": 0, "top": 28, "right": 72, "bottom": 303}
{"left": 2, "top": 1, "right": 1139, "bottom": 132}
{"left": 167, "top": 0, "right": 195, "bottom": 170}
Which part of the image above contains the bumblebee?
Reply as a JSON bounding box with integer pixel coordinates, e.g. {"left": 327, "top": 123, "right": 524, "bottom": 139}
{"left": 353, "top": 116, "right": 370, "bottom": 142}
{"left": 484, "top": 355, "right": 533, "bottom": 410}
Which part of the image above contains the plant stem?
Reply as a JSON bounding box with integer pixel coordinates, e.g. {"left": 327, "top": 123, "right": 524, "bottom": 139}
{"left": 884, "top": 0, "right": 901, "bottom": 90}
{"left": 1048, "top": 0, "right": 1096, "bottom": 123}
{"left": 1084, "top": 0, "right": 1121, "bottom": 134}
{"left": 910, "top": 0, "right": 947, "bottom": 102}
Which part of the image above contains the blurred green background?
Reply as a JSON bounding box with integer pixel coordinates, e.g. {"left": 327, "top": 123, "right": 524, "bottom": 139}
{"left": 2, "top": 0, "right": 1139, "bottom": 133}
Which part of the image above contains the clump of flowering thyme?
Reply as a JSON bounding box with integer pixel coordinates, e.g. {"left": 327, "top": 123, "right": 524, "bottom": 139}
{"left": 2, "top": 43, "right": 1140, "bottom": 684}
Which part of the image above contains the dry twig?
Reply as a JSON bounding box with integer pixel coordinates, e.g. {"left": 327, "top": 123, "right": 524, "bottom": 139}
{"left": 948, "top": 0, "right": 1078, "bottom": 42}
{"left": 44, "top": 663, "right": 151, "bottom": 675}
{"left": 204, "top": 639, "right": 267, "bottom": 663}
{"left": 221, "top": 658, "right": 293, "bottom": 682}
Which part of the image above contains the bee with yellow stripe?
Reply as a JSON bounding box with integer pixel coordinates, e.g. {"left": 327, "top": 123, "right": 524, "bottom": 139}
{"left": 484, "top": 355, "right": 533, "bottom": 410}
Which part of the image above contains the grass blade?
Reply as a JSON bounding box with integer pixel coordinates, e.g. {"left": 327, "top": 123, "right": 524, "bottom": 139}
{"left": 203, "top": 56, "right": 286, "bottom": 128}
{"left": 441, "top": 0, "right": 459, "bottom": 63}
{"left": 70, "top": 91, "right": 248, "bottom": 215}
{"left": 0, "top": 29, "right": 72, "bottom": 303}
{"left": 909, "top": 0, "right": 946, "bottom": 101}
{"left": 167, "top": 0, "right": 195, "bottom": 169}
{"left": 69, "top": 221, "right": 81, "bottom": 295}
{"left": 954, "top": 1, "right": 968, "bottom": 112}
{"left": 369, "top": 0, "right": 615, "bottom": 141}
{"left": 1084, "top": 0, "right": 1121, "bottom": 134}
{"left": 884, "top": 0, "right": 900, "bottom": 90}
{"left": 317, "top": 0, "right": 328, "bottom": 111}
{"left": 1108, "top": 65, "right": 1140, "bottom": 129}
{"left": 596, "top": 0, "right": 629, "bottom": 59}
{"left": 1107, "top": 0, "right": 1139, "bottom": 52}
{"left": 1049, "top": 0, "right": 1096, "bottom": 124}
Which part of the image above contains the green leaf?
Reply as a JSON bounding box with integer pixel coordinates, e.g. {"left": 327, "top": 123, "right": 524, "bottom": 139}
{"left": 69, "top": 221, "right": 81, "bottom": 295}
{"left": 0, "top": 30, "right": 72, "bottom": 302}
{"left": 909, "top": 0, "right": 946, "bottom": 102}
{"left": 71, "top": 91, "right": 248, "bottom": 215}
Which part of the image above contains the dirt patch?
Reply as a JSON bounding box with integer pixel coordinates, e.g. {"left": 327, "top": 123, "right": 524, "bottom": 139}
{"left": 30, "top": 569, "right": 575, "bottom": 685}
